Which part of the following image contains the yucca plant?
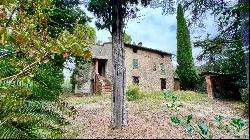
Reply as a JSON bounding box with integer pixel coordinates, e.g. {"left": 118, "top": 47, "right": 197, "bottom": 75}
{"left": 0, "top": 60, "right": 74, "bottom": 139}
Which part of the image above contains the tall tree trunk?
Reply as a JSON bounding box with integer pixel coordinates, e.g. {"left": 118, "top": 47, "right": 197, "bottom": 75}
{"left": 239, "top": 0, "right": 249, "bottom": 89}
{"left": 111, "top": 1, "right": 127, "bottom": 128}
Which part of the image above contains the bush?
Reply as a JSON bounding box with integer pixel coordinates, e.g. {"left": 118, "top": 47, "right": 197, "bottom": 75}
{"left": 194, "top": 77, "right": 206, "bottom": 92}
{"left": 0, "top": 63, "right": 73, "bottom": 139}
{"left": 126, "top": 85, "right": 141, "bottom": 101}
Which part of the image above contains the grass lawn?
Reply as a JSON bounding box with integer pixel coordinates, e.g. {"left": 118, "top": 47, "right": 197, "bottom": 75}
{"left": 61, "top": 91, "right": 249, "bottom": 139}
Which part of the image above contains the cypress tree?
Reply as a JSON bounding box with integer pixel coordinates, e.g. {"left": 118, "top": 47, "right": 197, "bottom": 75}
{"left": 176, "top": 4, "right": 198, "bottom": 90}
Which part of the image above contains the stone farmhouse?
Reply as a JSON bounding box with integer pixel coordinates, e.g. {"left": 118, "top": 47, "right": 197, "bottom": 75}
{"left": 74, "top": 42, "right": 174, "bottom": 94}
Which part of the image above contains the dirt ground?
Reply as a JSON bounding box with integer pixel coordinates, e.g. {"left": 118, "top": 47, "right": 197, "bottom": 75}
{"left": 63, "top": 91, "right": 249, "bottom": 139}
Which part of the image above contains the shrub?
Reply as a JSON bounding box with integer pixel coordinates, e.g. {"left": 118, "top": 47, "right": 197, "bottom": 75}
{"left": 195, "top": 77, "right": 206, "bottom": 92}
{"left": 0, "top": 63, "right": 73, "bottom": 139}
{"left": 126, "top": 85, "right": 141, "bottom": 101}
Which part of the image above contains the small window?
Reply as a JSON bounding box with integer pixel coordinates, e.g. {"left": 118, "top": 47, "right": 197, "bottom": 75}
{"left": 133, "top": 48, "right": 138, "bottom": 53}
{"left": 132, "top": 76, "right": 139, "bottom": 85}
{"left": 133, "top": 59, "right": 139, "bottom": 69}
{"left": 153, "top": 63, "right": 156, "bottom": 71}
{"left": 160, "top": 63, "right": 166, "bottom": 75}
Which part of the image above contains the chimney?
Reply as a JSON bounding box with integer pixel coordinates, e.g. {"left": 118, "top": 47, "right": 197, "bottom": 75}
{"left": 138, "top": 42, "right": 142, "bottom": 46}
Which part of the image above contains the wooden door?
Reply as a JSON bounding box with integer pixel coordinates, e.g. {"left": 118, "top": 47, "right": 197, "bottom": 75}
{"left": 161, "top": 78, "right": 166, "bottom": 90}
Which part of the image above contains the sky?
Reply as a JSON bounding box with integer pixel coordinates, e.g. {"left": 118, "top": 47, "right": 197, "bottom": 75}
{"left": 63, "top": 4, "right": 218, "bottom": 80}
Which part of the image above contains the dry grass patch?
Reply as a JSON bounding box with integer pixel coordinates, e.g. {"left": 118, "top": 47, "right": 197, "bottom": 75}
{"left": 62, "top": 91, "right": 249, "bottom": 139}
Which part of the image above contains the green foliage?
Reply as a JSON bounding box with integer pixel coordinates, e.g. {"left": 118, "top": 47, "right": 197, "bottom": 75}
{"left": 0, "top": 82, "right": 74, "bottom": 139}
{"left": 187, "top": 114, "right": 192, "bottom": 124}
{"left": 214, "top": 115, "right": 224, "bottom": 122}
{"left": 124, "top": 33, "right": 132, "bottom": 43}
{"left": 196, "top": 34, "right": 247, "bottom": 94}
{"left": 0, "top": 0, "right": 95, "bottom": 138}
{"left": 198, "top": 121, "right": 209, "bottom": 135}
{"left": 62, "top": 79, "right": 72, "bottom": 93}
{"left": 176, "top": 4, "right": 198, "bottom": 90}
{"left": 191, "top": 0, "right": 249, "bottom": 93}
{"left": 70, "top": 68, "right": 78, "bottom": 92}
{"left": 230, "top": 118, "right": 245, "bottom": 132}
{"left": 0, "top": 60, "right": 74, "bottom": 139}
{"left": 164, "top": 91, "right": 249, "bottom": 139}
{"left": 126, "top": 85, "right": 141, "bottom": 101}
{"left": 31, "top": 63, "right": 63, "bottom": 101}
{"left": 48, "top": 0, "right": 92, "bottom": 38}
{"left": 163, "top": 91, "right": 178, "bottom": 111}
{"left": 170, "top": 115, "right": 180, "bottom": 125}
{"left": 87, "top": 0, "right": 152, "bottom": 32}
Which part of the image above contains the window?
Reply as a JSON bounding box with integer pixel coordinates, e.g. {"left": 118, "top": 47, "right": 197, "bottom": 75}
{"left": 153, "top": 63, "right": 156, "bottom": 71}
{"left": 133, "top": 48, "right": 138, "bottom": 53}
{"left": 132, "top": 76, "right": 139, "bottom": 85}
{"left": 133, "top": 59, "right": 139, "bottom": 69}
{"left": 160, "top": 63, "right": 166, "bottom": 75}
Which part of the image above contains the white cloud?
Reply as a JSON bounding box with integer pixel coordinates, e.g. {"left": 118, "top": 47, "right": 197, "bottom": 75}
{"left": 126, "top": 7, "right": 177, "bottom": 55}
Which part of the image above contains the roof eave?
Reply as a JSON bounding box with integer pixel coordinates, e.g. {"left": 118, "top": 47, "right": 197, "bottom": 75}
{"left": 124, "top": 43, "right": 173, "bottom": 56}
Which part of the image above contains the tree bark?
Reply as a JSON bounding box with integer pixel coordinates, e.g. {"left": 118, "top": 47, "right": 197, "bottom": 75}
{"left": 239, "top": 0, "right": 249, "bottom": 89}
{"left": 111, "top": 1, "right": 127, "bottom": 128}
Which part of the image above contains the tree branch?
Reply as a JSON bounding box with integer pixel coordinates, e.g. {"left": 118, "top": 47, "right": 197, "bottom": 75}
{"left": 5, "top": 7, "right": 17, "bottom": 27}
{"left": 0, "top": 52, "right": 51, "bottom": 82}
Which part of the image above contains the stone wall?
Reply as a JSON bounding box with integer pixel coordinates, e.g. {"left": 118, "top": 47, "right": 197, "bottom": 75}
{"left": 205, "top": 76, "right": 214, "bottom": 98}
{"left": 174, "top": 78, "right": 180, "bottom": 91}
{"left": 74, "top": 63, "right": 94, "bottom": 94}
{"left": 75, "top": 42, "right": 174, "bottom": 94}
{"left": 124, "top": 46, "right": 174, "bottom": 92}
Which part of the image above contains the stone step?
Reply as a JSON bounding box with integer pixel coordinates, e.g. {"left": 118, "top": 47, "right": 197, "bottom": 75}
{"left": 102, "top": 86, "right": 111, "bottom": 88}
{"left": 102, "top": 89, "right": 111, "bottom": 92}
{"left": 103, "top": 81, "right": 110, "bottom": 85}
{"left": 102, "top": 86, "right": 111, "bottom": 89}
{"left": 103, "top": 91, "right": 111, "bottom": 94}
{"left": 102, "top": 90, "right": 111, "bottom": 92}
{"left": 103, "top": 82, "right": 110, "bottom": 85}
{"left": 97, "top": 76, "right": 112, "bottom": 94}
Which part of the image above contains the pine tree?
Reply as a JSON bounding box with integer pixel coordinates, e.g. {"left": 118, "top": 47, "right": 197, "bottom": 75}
{"left": 176, "top": 4, "right": 198, "bottom": 90}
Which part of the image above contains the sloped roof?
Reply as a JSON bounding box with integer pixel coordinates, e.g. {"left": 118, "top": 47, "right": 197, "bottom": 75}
{"left": 199, "top": 71, "right": 232, "bottom": 77}
{"left": 103, "top": 42, "right": 173, "bottom": 56}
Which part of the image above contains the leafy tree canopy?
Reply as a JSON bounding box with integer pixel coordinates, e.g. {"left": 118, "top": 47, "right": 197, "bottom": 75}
{"left": 48, "top": 0, "right": 92, "bottom": 38}
{"left": 124, "top": 33, "right": 132, "bottom": 43}
{"left": 0, "top": 0, "right": 95, "bottom": 138}
{"left": 87, "top": 0, "right": 152, "bottom": 33}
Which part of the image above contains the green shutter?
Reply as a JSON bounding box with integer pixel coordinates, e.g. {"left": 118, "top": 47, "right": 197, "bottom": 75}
{"left": 133, "top": 59, "right": 139, "bottom": 69}
{"left": 153, "top": 63, "right": 156, "bottom": 71}
{"left": 160, "top": 63, "right": 166, "bottom": 75}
